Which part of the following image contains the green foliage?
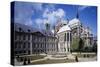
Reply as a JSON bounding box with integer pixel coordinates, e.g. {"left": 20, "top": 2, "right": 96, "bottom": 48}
{"left": 71, "top": 37, "right": 79, "bottom": 51}
{"left": 92, "top": 42, "right": 97, "bottom": 53}
{"left": 78, "top": 38, "right": 84, "bottom": 51}
{"left": 71, "top": 37, "right": 85, "bottom": 52}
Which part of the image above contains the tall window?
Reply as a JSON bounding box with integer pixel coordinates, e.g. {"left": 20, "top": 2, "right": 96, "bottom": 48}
{"left": 15, "top": 34, "right": 17, "bottom": 40}
{"left": 15, "top": 42, "right": 17, "bottom": 49}
{"left": 33, "top": 43, "right": 35, "bottom": 48}
{"left": 67, "top": 33, "right": 69, "bottom": 41}
{"left": 19, "top": 35, "right": 21, "bottom": 40}
{"left": 41, "top": 44, "right": 42, "bottom": 48}
{"left": 23, "top": 35, "right": 26, "bottom": 40}
{"left": 27, "top": 29, "right": 30, "bottom": 40}
{"left": 28, "top": 43, "right": 30, "bottom": 48}
{"left": 64, "top": 33, "right": 66, "bottom": 41}
{"left": 18, "top": 44, "right": 21, "bottom": 49}
{"left": 28, "top": 35, "right": 30, "bottom": 40}
{"left": 70, "top": 33, "right": 72, "bottom": 41}
{"left": 23, "top": 43, "right": 26, "bottom": 49}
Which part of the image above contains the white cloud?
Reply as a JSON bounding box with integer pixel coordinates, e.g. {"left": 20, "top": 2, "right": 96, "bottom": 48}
{"left": 14, "top": 2, "right": 67, "bottom": 30}
{"left": 35, "top": 18, "right": 46, "bottom": 29}
{"left": 25, "top": 19, "right": 33, "bottom": 26}
{"left": 43, "top": 8, "right": 65, "bottom": 18}
{"left": 32, "top": 3, "right": 43, "bottom": 11}
{"left": 45, "top": 4, "right": 56, "bottom": 12}
{"left": 78, "top": 6, "right": 89, "bottom": 11}
{"left": 35, "top": 18, "right": 43, "bottom": 24}
{"left": 14, "top": 2, "right": 34, "bottom": 25}
{"left": 55, "top": 8, "right": 65, "bottom": 18}
{"left": 43, "top": 8, "right": 50, "bottom": 18}
{"left": 42, "top": 8, "right": 66, "bottom": 26}
{"left": 14, "top": 2, "right": 43, "bottom": 26}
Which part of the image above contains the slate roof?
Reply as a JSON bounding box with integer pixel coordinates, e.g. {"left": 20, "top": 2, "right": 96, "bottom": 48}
{"left": 14, "top": 23, "right": 54, "bottom": 37}
{"left": 14, "top": 23, "right": 38, "bottom": 33}
{"left": 40, "top": 29, "right": 54, "bottom": 36}
{"left": 57, "top": 24, "right": 71, "bottom": 34}
{"left": 68, "top": 18, "right": 80, "bottom": 28}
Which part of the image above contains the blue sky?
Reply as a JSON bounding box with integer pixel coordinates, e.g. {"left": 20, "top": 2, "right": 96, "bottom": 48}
{"left": 13, "top": 1, "right": 97, "bottom": 36}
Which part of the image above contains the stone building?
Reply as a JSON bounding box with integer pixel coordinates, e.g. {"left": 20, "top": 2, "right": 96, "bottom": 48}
{"left": 57, "top": 24, "right": 72, "bottom": 53}
{"left": 14, "top": 23, "right": 33, "bottom": 55}
{"left": 68, "top": 18, "right": 82, "bottom": 37}
{"left": 31, "top": 30, "right": 58, "bottom": 54}
{"left": 13, "top": 12, "right": 95, "bottom": 56}
{"left": 14, "top": 23, "right": 58, "bottom": 56}
{"left": 55, "top": 13, "right": 94, "bottom": 51}
{"left": 81, "top": 26, "right": 93, "bottom": 47}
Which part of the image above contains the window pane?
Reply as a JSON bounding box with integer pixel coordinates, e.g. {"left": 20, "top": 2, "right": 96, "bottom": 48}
{"left": 64, "top": 33, "right": 66, "bottom": 41}
{"left": 67, "top": 33, "right": 69, "bottom": 41}
{"left": 70, "top": 33, "right": 72, "bottom": 41}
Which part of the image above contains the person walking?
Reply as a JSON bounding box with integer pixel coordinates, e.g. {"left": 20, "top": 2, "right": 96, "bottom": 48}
{"left": 75, "top": 56, "right": 78, "bottom": 62}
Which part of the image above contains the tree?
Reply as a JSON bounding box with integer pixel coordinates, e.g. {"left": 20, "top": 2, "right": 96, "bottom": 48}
{"left": 78, "top": 38, "right": 84, "bottom": 53}
{"left": 71, "top": 37, "right": 79, "bottom": 51}
{"left": 92, "top": 42, "right": 97, "bottom": 53}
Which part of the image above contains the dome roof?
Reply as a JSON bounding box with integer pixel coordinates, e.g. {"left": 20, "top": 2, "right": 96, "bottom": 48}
{"left": 57, "top": 25, "right": 71, "bottom": 33}
{"left": 68, "top": 18, "right": 80, "bottom": 27}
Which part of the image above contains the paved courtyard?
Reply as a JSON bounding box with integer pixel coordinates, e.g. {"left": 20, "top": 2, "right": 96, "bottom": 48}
{"left": 14, "top": 53, "right": 97, "bottom": 65}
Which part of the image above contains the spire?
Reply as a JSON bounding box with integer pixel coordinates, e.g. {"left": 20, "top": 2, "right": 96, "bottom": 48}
{"left": 76, "top": 9, "right": 79, "bottom": 19}
{"left": 67, "top": 18, "right": 69, "bottom": 24}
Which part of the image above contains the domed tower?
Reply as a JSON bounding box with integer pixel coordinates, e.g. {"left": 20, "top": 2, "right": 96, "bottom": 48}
{"left": 45, "top": 20, "right": 50, "bottom": 31}
{"left": 55, "top": 18, "right": 69, "bottom": 33}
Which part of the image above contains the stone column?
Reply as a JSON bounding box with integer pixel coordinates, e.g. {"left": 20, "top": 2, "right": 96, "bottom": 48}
{"left": 68, "top": 32, "right": 70, "bottom": 52}
{"left": 58, "top": 34, "right": 61, "bottom": 52}
{"left": 30, "top": 34, "right": 32, "bottom": 55}
{"left": 65, "top": 32, "right": 68, "bottom": 53}
{"left": 78, "top": 25, "right": 80, "bottom": 36}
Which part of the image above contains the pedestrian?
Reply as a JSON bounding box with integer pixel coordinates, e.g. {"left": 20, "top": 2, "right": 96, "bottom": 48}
{"left": 28, "top": 58, "right": 30, "bottom": 64}
{"left": 23, "top": 57, "right": 27, "bottom": 65}
{"left": 75, "top": 56, "right": 78, "bottom": 62}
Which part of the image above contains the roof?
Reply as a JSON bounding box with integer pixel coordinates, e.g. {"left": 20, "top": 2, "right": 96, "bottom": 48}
{"left": 61, "top": 20, "right": 68, "bottom": 25}
{"left": 13, "top": 23, "right": 54, "bottom": 37}
{"left": 57, "top": 25, "right": 71, "bottom": 34}
{"left": 68, "top": 18, "right": 80, "bottom": 27}
{"left": 82, "top": 27, "right": 92, "bottom": 34}
{"left": 40, "top": 29, "right": 54, "bottom": 36}
{"left": 14, "top": 23, "right": 38, "bottom": 33}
